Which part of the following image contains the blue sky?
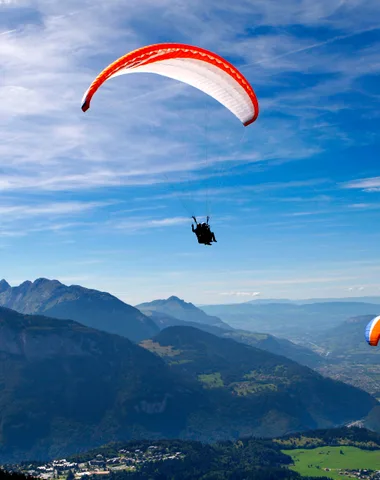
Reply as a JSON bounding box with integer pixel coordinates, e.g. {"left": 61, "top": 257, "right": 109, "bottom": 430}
{"left": 1, "top": 0, "right": 380, "bottom": 305}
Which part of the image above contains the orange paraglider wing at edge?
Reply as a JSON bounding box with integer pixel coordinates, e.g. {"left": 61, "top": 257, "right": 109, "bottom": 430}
{"left": 365, "top": 315, "right": 380, "bottom": 346}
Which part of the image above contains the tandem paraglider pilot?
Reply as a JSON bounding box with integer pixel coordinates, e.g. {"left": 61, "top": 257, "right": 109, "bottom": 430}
{"left": 192, "top": 216, "right": 217, "bottom": 246}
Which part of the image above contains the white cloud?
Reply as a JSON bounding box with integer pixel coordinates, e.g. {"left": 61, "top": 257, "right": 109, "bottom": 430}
{"left": 347, "top": 286, "right": 365, "bottom": 292}
{"left": 0, "top": 199, "right": 114, "bottom": 238}
{"left": 246, "top": 26, "right": 380, "bottom": 69}
{"left": 284, "top": 210, "right": 331, "bottom": 217}
{"left": 341, "top": 177, "right": 380, "bottom": 192}
{"left": 349, "top": 203, "right": 380, "bottom": 210}
{"left": 113, "top": 216, "right": 190, "bottom": 232}
{"left": 139, "top": 179, "right": 330, "bottom": 202}
{"left": 0, "top": 220, "right": 95, "bottom": 237}
{"left": 0, "top": 200, "right": 114, "bottom": 218}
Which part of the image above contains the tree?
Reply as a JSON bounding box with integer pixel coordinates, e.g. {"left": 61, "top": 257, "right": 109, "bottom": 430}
{"left": 66, "top": 470, "right": 75, "bottom": 480}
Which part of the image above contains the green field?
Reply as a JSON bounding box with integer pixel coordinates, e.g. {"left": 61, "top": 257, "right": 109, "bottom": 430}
{"left": 282, "top": 446, "right": 380, "bottom": 479}
{"left": 198, "top": 372, "right": 224, "bottom": 388}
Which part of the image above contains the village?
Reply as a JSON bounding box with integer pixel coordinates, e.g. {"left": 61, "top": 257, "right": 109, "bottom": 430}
{"left": 10, "top": 445, "right": 185, "bottom": 479}
{"left": 309, "top": 465, "right": 380, "bottom": 479}
{"left": 326, "top": 469, "right": 380, "bottom": 479}
{"left": 3, "top": 447, "right": 380, "bottom": 480}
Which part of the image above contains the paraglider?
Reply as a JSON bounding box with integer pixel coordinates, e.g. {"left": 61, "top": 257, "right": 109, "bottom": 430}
{"left": 365, "top": 315, "right": 380, "bottom": 346}
{"left": 191, "top": 216, "right": 217, "bottom": 246}
{"left": 81, "top": 43, "right": 260, "bottom": 246}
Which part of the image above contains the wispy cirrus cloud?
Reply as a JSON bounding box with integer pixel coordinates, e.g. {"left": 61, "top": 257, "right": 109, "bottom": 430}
{"left": 2, "top": 0, "right": 379, "bottom": 197}
{"left": 349, "top": 203, "right": 380, "bottom": 210}
{"left": 0, "top": 198, "right": 111, "bottom": 238}
{"left": 112, "top": 216, "right": 190, "bottom": 232}
{"left": 138, "top": 179, "right": 331, "bottom": 202}
{"left": 283, "top": 210, "right": 331, "bottom": 217}
{"left": 0, "top": 200, "right": 115, "bottom": 218}
{"left": 341, "top": 177, "right": 380, "bottom": 192}
{"left": 347, "top": 286, "right": 365, "bottom": 292}
{"left": 0, "top": 221, "right": 96, "bottom": 237}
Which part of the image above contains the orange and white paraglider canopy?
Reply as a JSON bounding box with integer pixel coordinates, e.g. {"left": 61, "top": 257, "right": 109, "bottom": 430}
{"left": 81, "top": 43, "right": 259, "bottom": 127}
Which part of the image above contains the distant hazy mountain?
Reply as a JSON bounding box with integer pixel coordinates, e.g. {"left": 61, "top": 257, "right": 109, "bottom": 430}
{"left": 314, "top": 315, "right": 379, "bottom": 360}
{"left": 222, "top": 330, "right": 324, "bottom": 368}
{"left": 309, "top": 315, "right": 380, "bottom": 399}
{"left": 200, "top": 302, "right": 379, "bottom": 340}
{"left": 145, "top": 310, "right": 227, "bottom": 335}
{"left": 142, "top": 326, "right": 378, "bottom": 438}
{"left": 146, "top": 311, "right": 323, "bottom": 368}
{"left": 296, "top": 296, "right": 380, "bottom": 305}
{"left": 208, "top": 296, "right": 380, "bottom": 305}
{"left": 141, "top": 299, "right": 323, "bottom": 368}
{"left": 246, "top": 299, "right": 296, "bottom": 305}
{"left": 0, "top": 278, "right": 159, "bottom": 342}
{"left": 136, "top": 296, "right": 232, "bottom": 330}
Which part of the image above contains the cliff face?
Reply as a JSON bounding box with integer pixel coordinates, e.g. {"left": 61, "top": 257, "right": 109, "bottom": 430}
{"left": 0, "top": 325, "right": 90, "bottom": 358}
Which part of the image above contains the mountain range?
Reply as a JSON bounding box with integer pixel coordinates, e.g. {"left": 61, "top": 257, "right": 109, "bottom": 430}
{"left": 134, "top": 299, "right": 323, "bottom": 367}
{"left": 0, "top": 279, "right": 159, "bottom": 342}
{"left": 0, "top": 305, "right": 377, "bottom": 463}
{"left": 0, "top": 279, "right": 323, "bottom": 369}
{"left": 200, "top": 301, "right": 380, "bottom": 341}
{"left": 136, "top": 296, "right": 231, "bottom": 330}
{"left": 198, "top": 296, "right": 380, "bottom": 305}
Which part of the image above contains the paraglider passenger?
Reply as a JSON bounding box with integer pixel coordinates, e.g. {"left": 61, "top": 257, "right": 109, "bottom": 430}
{"left": 191, "top": 219, "right": 203, "bottom": 243}
{"left": 192, "top": 216, "right": 217, "bottom": 245}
